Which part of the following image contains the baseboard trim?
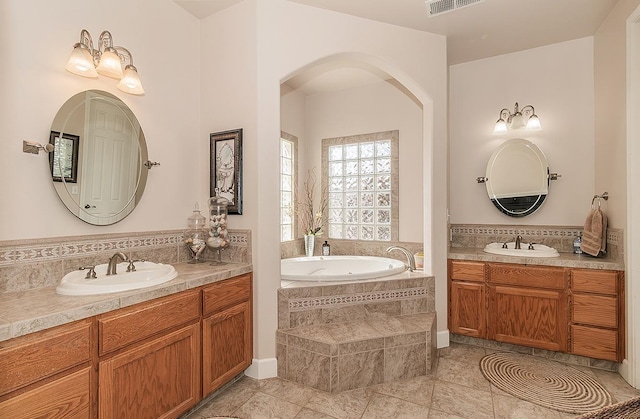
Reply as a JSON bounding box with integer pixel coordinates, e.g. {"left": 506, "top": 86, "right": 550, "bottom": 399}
{"left": 437, "top": 330, "right": 450, "bottom": 348}
{"left": 244, "top": 358, "right": 278, "bottom": 379}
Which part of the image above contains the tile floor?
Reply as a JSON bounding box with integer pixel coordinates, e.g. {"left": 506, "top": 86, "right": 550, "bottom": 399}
{"left": 184, "top": 342, "right": 640, "bottom": 419}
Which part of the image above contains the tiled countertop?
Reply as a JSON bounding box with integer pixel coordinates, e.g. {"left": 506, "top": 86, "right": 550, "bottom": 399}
{"left": 0, "top": 261, "right": 252, "bottom": 343}
{"left": 449, "top": 247, "right": 625, "bottom": 271}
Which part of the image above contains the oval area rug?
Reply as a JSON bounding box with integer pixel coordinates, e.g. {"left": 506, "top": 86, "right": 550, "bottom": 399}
{"left": 480, "top": 352, "right": 613, "bottom": 414}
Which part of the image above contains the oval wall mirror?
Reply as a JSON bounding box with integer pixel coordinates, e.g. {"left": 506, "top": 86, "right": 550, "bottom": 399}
{"left": 49, "top": 90, "right": 148, "bottom": 225}
{"left": 485, "top": 138, "right": 549, "bottom": 217}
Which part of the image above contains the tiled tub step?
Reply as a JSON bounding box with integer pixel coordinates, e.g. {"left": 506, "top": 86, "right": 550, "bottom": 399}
{"left": 276, "top": 312, "right": 436, "bottom": 393}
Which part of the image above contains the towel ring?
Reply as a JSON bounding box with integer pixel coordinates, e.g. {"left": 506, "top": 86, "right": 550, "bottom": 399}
{"left": 591, "top": 192, "right": 609, "bottom": 208}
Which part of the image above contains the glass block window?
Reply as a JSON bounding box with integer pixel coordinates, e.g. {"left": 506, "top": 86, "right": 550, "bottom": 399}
{"left": 323, "top": 131, "right": 398, "bottom": 241}
{"left": 280, "top": 133, "right": 297, "bottom": 242}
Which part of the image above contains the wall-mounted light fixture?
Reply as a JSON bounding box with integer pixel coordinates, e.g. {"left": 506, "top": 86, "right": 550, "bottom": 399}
{"left": 493, "top": 102, "right": 541, "bottom": 133}
{"left": 65, "top": 29, "right": 144, "bottom": 95}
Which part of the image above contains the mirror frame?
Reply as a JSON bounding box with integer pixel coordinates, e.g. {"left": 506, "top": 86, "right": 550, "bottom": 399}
{"left": 49, "top": 90, "right": 148, "bottom": 225}
{"left": 485, "top": 138, "right": 549, "bottom": 217}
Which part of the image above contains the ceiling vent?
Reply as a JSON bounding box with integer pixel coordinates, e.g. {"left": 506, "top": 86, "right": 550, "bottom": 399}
{"left": 426, "top": 0, "right": 484, "bottom": 17}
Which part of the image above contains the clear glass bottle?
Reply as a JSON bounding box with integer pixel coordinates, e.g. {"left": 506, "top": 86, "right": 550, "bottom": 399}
{"left": 573, "top": 233, "right": 583, "bottom": 254}
{"left": 184, "top": 202, "right": 208, "bottom": 263}
{"left": 207, "top": 189, "right": 230, "bottom": 263}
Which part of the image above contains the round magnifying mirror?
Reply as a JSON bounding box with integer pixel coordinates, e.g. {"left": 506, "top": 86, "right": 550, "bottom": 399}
{"left": 49, "top": 90, "right": 148, "bottom": 225}
{"left": 485, "top": 138, "right": 549, "bottom": 217}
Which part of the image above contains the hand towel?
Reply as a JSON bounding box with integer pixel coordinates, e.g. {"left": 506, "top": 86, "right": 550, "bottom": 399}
{"left": 581, "top": 208, "right": 607, "bottom": 257}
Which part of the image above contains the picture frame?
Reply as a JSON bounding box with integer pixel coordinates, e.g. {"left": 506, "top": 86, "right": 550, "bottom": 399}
{"left": 49, "top": 131, "right": 79, "bottom": 183}
{"left": 210, "top": 128, "right": 243, "bottom": 214}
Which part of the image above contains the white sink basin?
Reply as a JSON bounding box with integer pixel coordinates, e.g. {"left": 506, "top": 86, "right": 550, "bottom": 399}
{"left": 56, "top": 262, "right": 177, "bottom": 296}
{"left": 483, "top": 242, "right": 559, "bottom": 258}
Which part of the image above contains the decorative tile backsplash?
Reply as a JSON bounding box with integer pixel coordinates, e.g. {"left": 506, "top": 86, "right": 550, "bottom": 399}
{"left": 450, "top": 224, "right": 623, "bottom": 263}
{"left": 0, "top": 229, "right": 251, "bottom": 293}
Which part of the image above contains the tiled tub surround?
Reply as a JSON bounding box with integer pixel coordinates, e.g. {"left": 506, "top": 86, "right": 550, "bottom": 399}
{"left": 281, "top": 238, "right": 423, "bottom": 260}
{"left": 0, "top": 229, "right": 251, "bottom": 293}
{"left": 277, "top": 274, "right": 437, "bottom": 393}
{"left": 449, "top": 224, "right": 624, "bottom": 270}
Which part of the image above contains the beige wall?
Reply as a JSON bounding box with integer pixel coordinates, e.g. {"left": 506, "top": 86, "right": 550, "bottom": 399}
{"left": 299, "top": 80, "right": 424, "bottom": 242}
{"left": 594, "top": 0, "right": 640, "bottom": 387}
{"left": 449, "top": 37, "right": 596, "bottom": 226}
{"left": 0, "top": 0, "right": 201, "bottom": 240}
{"left": 594, "top": 0, "right": 640, "bottom": 231}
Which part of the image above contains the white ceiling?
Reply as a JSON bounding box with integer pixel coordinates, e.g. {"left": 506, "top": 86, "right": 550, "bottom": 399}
{"left": 175, "top": 0, "right": 619, "bottom": 94}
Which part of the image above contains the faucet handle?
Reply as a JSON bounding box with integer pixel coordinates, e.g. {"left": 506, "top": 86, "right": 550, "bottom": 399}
{"left": 79, "top": 266, "right": 97, "bottom": 279}
{"left": 528, "top": 243, "right": 536, "bottom": 250}
{"left": 502, "top": 242, "right": 508, "bottom": 249}
{"left": 127, "top": 259, "right": 145, "bottom": 272}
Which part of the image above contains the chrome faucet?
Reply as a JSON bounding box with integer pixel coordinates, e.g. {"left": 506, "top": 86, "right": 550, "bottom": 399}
{"left": 386, "top": 246, "right": 416, "bottom": 272}
{"left": 515, "top": 235, "right": 523, "bottom": 250}
{"left": 106, "top": 252, "right": 128, "bottom": 275}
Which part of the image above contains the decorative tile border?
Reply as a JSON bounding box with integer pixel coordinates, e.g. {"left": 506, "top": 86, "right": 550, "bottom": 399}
{"left": 289, "top": 287, "right": 428, "bottom": 311}
{"left": 0, "top": 229, "right": 250, "bottom": 267}
{"left": 450, "top": 225, "right": 582, "bottom": 238}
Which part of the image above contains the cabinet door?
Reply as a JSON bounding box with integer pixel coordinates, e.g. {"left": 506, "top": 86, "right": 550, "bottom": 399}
{"left": 449, "top": 281, "right": 485, "bottom": 338}
{"left": 488, "top": 285, "right": 567, "bottom": 352}
{"left": 0, "top": 367, "right": 91, "bottom": 419}
{"left": 99, "top": 323, "right": 200, "bottom": 419}
{"left": 202, "top": 300, "right": 252, "bottom": 395}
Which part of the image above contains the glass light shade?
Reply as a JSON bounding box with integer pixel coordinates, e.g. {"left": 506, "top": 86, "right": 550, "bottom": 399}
{"left": 117, "top": 65, "right": 145, "bottom": 95}
{"left": 509, "top": 113, "right": 525, "bottom": 129}
{"left": 96, "top": 49, "right": 124, "bottom": 79}
{"left": 65, "top": 44, "right": 98, "bottom": 78}
{"left": 493, "top": 119, "right": 508, "bottom": 133}
{"left": 526, "top": 115, "right": 542, "bottom": 130}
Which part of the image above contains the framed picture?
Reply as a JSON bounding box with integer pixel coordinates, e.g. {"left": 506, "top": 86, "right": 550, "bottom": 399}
{"left": 49, "top": 131, "right": 79, "bottom": 183}
{"left": 210, "top": 128, "right": 243, "bottom": 214}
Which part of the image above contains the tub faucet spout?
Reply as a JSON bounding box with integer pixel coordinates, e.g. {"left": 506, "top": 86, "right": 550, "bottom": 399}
{"left": 107, "top": 252, "right": 128, "bottom": 275}
{"left": 386, "top": 246, "right": 416, "bottom": 272}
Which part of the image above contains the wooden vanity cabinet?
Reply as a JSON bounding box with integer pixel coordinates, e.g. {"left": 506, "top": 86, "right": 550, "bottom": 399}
{"left": 0, "top": 319, "right": 93, "bottom": 418}
{"left": 570, "top": 269, "right": 625, "bottom": 362}
{"left": 0, "top": 273, "right": 253, "bottom": 419}
{"left": 448, "top": 260, "right": 486, "bottom": 338}
{"left": 449, "top": 259, "right": 625, "bottom": 361}
{"left": 487, "top": 263, "right": 568, "bottom": 352}
{"left": 97, "top": 289, "right": 201, "bottom": 419}
{"left": 202, "top": 273, "right": 253, "bottom": 394}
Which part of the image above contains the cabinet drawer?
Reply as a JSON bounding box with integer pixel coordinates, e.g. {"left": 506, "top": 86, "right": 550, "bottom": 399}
{"left": 571, "top": 270, "right": 619, "bottom": 295}
{"left": 0, "top": 319, "right": 91, "bottom": 396}
{"left": 203, "top": 274, "right": 252, "bottom": 316}
{"left": 449, "top": 260, "right": 485, "bottom": 282}
{"left": 572, "top": 294, "right": 617, "bottom": 328}
{"left": 488, "top": 263, "right": 566, "bottom": 290}
{"left": 0, "top": 367, "right": 91, "bottom": 419}
{"left": 571, "top": 325, "right": 618, "bottom": 361}
{"left": 99, "top": 289, "right": 200, "bottom": 356}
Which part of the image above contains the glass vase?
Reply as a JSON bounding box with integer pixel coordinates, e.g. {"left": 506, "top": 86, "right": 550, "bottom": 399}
{"left": 304, "top": 234, "right": 315, "bottom": 257}
{"left": 207, "top": 191, "right": 230, "bottom": 264}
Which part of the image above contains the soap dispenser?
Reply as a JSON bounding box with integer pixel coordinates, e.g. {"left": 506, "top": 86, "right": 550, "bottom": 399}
{"left": 322, "top": 241, "right": 330, "bottom": 256}
{"left": 573, "top": 233, "right": 583, "bottom": 254}
{"left": 184, "top": 202, "right": 207, "bottom": 263}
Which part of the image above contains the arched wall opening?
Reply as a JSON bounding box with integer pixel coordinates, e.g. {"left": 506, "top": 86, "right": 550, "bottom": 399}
{"left": 279, "top": 53, "right": 434, "bottom": 269}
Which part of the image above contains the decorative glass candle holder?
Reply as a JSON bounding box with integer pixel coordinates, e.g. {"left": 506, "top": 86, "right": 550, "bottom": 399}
{"left": 207, "top": 191, "right": 229, "bottom": 263}
{"left": 184, "top": 203, "right": 207, "bottom": 263}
